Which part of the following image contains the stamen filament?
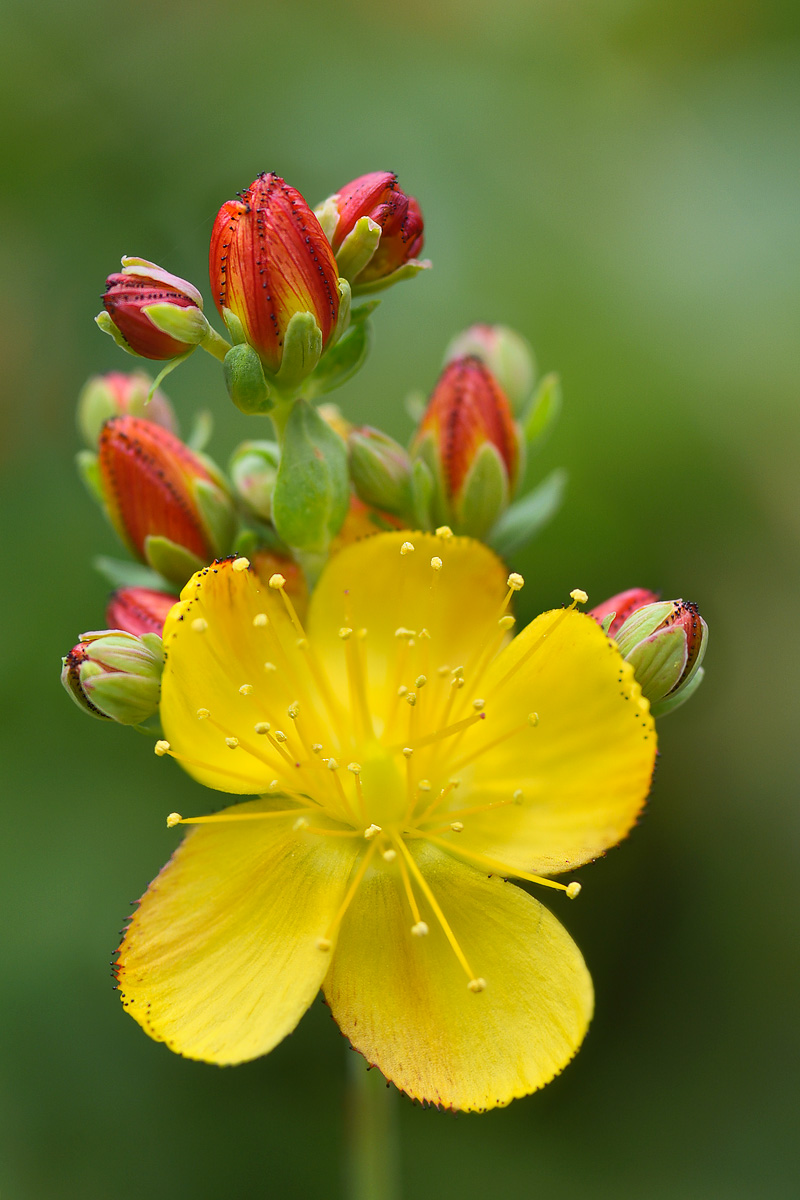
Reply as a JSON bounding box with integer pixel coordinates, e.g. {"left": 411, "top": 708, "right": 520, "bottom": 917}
{"left": 343, "top": 631, "right": 375, "bottom": 743}
{"left": 318, "top": 841, "right": 379, "bottom": 947}
{"left": 446, "top": 716, "right": 534, "bottom": 775}
{"left": 389, "top": 833, "right": 424, "bottom": 928}
{"left": 413, "top": 779, "right": 460, "bottom": 824}
{"left": 491, "top": 606, "right": 572, "bottom": 695}
{"left": 394, "top": 837, "right": 478, "bottom": 983}
{"left": 410, "top": 831, "right": 576, "bottom": 893}
{"left": 391, "top": 710, "right": 484, "bottom": 755}
{"left": 275, "top": 582, "right": 343, "bottom": 727}
{"left": 419, "top": 796, "right": 515, "bottom": 828}
{"left": 173, "top": 806, "right": 316, "bottom": 826}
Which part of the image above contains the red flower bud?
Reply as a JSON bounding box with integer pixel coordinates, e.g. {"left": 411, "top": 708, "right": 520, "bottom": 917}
{"left": 330, "top": 171, "right": 424, "bottom": 284}
{"left": 97, "top": 417, "right": 236, "bottom": 583}
{"left": 209, "top": 172, "right": 340, "bottom": 375}
{"left": 414, "top": 357, "right": 520, "bottom": 502}
{"left": 589, "top": 588, "right": 660, "bottom": 638}
{"left": 106, "top": 587, "right": 178, "bottom": 637}
{"left": 101, "top": 260, "right": 204, "bottom": 360}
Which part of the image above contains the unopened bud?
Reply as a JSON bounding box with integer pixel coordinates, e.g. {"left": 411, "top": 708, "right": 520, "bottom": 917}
{"left": 318, "top": 171, "right": 429, "bottom": 294}
{"left": 614, "top": 599, "right": 708, "bottom": 716}
{"left": 61, "top": 630, "right": 164, "bottom": 725}
{"left": 97, "top": 257, "right": 207, "bottom": 360}
{"left": 229, "top": 440, "right": 281, "bottom": 521}
{"left": 348, "top": 426, "right": 413, "bottom": 517}
{"left": 97, "top": 416, "right": 236, "bottom": 586}
{"left": 411, "top": 356, "right": 521, "bottom": 538}
{"left": 106, "top": 587, "right": 178, "bottom": 637}
{"left": 77, "top": 371, "right": 177, "bottom": 447}
{"left": 444, "top": 324, "right": 535, "bottom": 416}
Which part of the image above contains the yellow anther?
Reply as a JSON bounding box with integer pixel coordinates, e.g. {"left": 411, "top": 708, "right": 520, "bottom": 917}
{"left": 507, "top": 572, "right": 524, "bottom": 591}
{"left": 364, "top": 823, "right": 382, "bottom": 839}
{"left": 435, "top": 525, "right": 453, "bottom": 540}
{"left": 570, "top": 588, "right": 588, "bottom": 604}
{"left": 191, "top": 617, "right": 208, "bottom": 633}
{"left": 418, "top": 780, "right": 431, "bottom": 792}
{"left": 264, "top": 661, "right": 277, "bottom": 672}
{"left": 239, "top": 683, "right": 253, "bottom": 696}
{"left": 338, "top": 626, "right": 353, "bottom": 640}
{"left": 287, "top": 703, "right": 300, "bottom": 720}
{"left": 268, "top": 573, "right": 286, "bottom": 589}
{"left": 232, "top": 557, "right": 250, "bottom": 572}
{"left": 312, "top": 743, "right": 323, "bottom": 754}
{"left": 452, "top": 678, "right": 465, "bottom": 690}
{"left": 293, "top": 817, "right": 309, "bottom": 831}
{"left": 415, "top": 674, "right": 428, "bottom": 688}
{"left": 154, "top": 740, "right": 170, "bottom": 756}
{"left": 315, "top": 937, "right": 332, "bottom": 952}
{"left": 196, "top": 707, "right": 210, "bottom": 720}
{"left": 411, "top": 921, "right": 429, "bottom": 937}
{"left": 467, "top": 977, "right": 487, "bottom": 993}
{"left": 347, "top": 762, "right": 362, "bottom": 774}
{"left": 513, "top": 789, "right": 524, "bottom": 804}
{"left": 450, "top": 821, "right": 464, "bottom": 832}
{"left": 402, "top": 747, "right": 414, "bottom": 758}
{"left": 166, "top": 812, "right": 182, "bottom": 828}
{"left": 296, "top": 637, "right": 308, "bottom": 649}
{"left": 400, "top": 541, "right": 415, "bottom": 555}
{"left": 437, "top": 664, "right": 451, "bottom": 677}
{"left": 395, "top": 626, "right": 416, "bottom": 639}
{"left": 406, "top": 692, "right": 417, "bottom": 706}
{"left": 273, "top": 730, "right": 287, "bottom": 743}
{"left": 472, "top": 698, "right": 485, "bottom": 711}
{"left": 431, "top": 556, "right": 443, "bottom": 571}
{"left": 327, "top": 757, "right": 339, "bottom": 770}
{"left": 397, "top": 685, "right": 408, "bottom": 697}
{"left": 382, "top": 848, "right": 397, "bottom": 862}
{"left": 452, "top": 665, "right": 465, "bottom": 679}
{"left": 498, "top": 615, "right": 515, "bottom": 630}
{"left": 268, "top": 779, "right": 279, "bottom": 791}
{"left": 225, "top": 737, "right": 239, "bottom": 749}
{"left": 566, "top": 882, "right": 582, "bottom": 899}
{"left": 253, "top": 613, "right": 268, "bottom": 628}
{"left": 528, "top": 712, "right": 539, "bottom": 726}
{"left": 254, "top": 722, "right": 271, "bottom": 735}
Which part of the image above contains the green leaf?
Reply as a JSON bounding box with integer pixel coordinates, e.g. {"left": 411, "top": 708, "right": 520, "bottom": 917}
{"left": 488, "top": 469, "right": 567, "bottom": 557}
{"left": 272, "top": 400, "right": 349, "bottom": 554}
{"left": 143, "top": 535, "right": 205, "bottom": 588}
{"left": 93, "top": 556, "right": 171, "bottom": 591}
{"left": 523, "top": 372, "right": 562, "bottom": 449}
{"left": 305, "top": 318, "right": 373, "bottom": 398}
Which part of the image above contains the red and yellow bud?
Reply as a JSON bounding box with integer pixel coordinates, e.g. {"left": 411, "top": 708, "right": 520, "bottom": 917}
{"left": 100, "top": 258, "right": 205, "bottom": 360}
{"left": 589, "top": 588, "right": 660, "bottom": 638}
{"left": 97, "top": 416, "right": 236, "bottom": 586}
{"left": 209, "top": 172, "right": 340, "bottom": 376}
{"left": 77, "top": 371, "right": 178, "bottom": 447}
{"left": 411, "top": 356, "right": 520, "bottom": 537}
{"left": 325, "top": 171, "right": 425, "bottom": 286}
{"left": 106, "top": 587, "right": 178, "bottom": 638}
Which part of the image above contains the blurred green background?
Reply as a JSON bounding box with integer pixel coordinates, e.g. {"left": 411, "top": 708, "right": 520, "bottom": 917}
{"left": 2, "top": 0, "right": 798, "bottom": 1196}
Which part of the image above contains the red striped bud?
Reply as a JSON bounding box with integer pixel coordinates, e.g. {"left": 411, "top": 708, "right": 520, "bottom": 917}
{"left": 321, "top": 171, "right": 426, "bottom": 290}
{"left": 613, "top": 599, "right": 708, "bottom": 716}
{"left": 97, "top": 417, "right": 236, "bottom": 586}
{"left": 77, "top": 371, "right": 177, "bottom": 447}
{"left": 106, "top": 587, "right": 178, "bottom": 637}
{"left": 99, "top": 258, "right": 206, "bottom": 360}
{"left": 411, "top": 357, "right": 520, "bottom": 537}
{"left": 210, "top": 172, "right": 340, "bottom": 377}
{"left": 589, "top": 588, "right": 660, "bottom": 638}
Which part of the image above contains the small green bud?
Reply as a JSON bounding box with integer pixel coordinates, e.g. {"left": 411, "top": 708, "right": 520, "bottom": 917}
{"left": 348, "top": 427, "right": 413, "bottom": 517}
{"left": 229, "top": 441, "right": 281, "bottom": 521}
{"left": 61, "top": 630, "right": 164, "bottom": 725}
{"left": 614, "top": 600, "right": 708, "bottom": 716}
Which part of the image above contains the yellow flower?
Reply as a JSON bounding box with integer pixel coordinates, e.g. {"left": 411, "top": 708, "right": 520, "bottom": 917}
{"left": 115, "top": 532, "right": 656, "bottom": 1112}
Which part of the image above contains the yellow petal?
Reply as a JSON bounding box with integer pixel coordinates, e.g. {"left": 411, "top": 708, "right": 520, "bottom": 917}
{"left": 306, "top": 531, "right": 508, "bottom": 731}
{"left": 115, "top": 801, "right": 359, "bottom": 1064}
{"left": 160, "top": 559, "right": 336, "bottom": 793}
{"left": 441, "top": 608, "right": 656, "bottom": 875}
{"left": 323, "top": 843, "right": 593, "bottom": 1111}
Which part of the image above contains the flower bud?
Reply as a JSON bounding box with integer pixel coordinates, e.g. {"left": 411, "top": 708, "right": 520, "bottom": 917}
{"left": 77, "top": 371, "right": 178, "bottom": 447}
{"left": 252, "top": 550, "right": 308, "bottom": 622}
{"left": 411, "top": 356, "right": 521, "bottom": 538}
{"left": 614, "top": 599, "right": 708, "bottom": 717}
{"left": 106, "top": 587, "right": 178, "bottom": 637}
{"left": 97, "top": 416, "right": 237, "bottom": 586}
{"left": 229, "top": 440, "right": 281, "bottom": 522}
{"left": 348, "top": 427, "right": 413, "bottom": 517}
{"left": 61, "top": 630, "right": 164, "bottom": 725}
{"left": 318, "top": 171, "right": 428, "bottom": 293}
{"left": 210, "top": 173, "right": 341, "bottom": 381}
{"left": 98, "top": 258, "right": 207, "bottom": 360}
{"left": 444, "top": 324, "right": 535, "bottom": 416}
{"left": 589, "top": 588, "right": 660, "bottom": 638}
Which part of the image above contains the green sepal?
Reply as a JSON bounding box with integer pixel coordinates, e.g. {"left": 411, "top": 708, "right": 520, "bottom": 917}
{"left": 404, "top": 390, "right": 426, "bottom": 423}
{"left": 222, "top": 307, "right": 247, "bottom": 346}
{"left": 223, "top": 343, "right": 273, "bottom": 415}
{"left": 410, "top": 458, "right": 435, "bottom": 530}
{"left": 349, "top": 299, "right": 381, "bottom": 326}
{"left": 349, "top": 428, "right": 412, "bottom": 516}
{"left": 614, "top": 602, "right": 675, "bottom": 657}
{"left": 191, "top": 478, "right": 237, "bottom": 556}
{"left": 336, "top": 216, "right": 382, "bottom": 283}
{"left": 272, "top": 311, "right": 322, "bottom": 394}
{"left": 229, "top": 440, "right": 281, "bottom": 521}
{"left": 455, "top": 443, "right": 509, "bottom": 539}
{"left": 523, "top": 373, "right": 562, "bottom": 449}
{"left": 488, "top": 469, "right": 567, "bottom": 558}
{"left": 411, "top": 432, "right": 449, "bottom": 528}
{"left": 93, "top": 555, "right": 169, "bottom": 591}
{"left": 95, "top": 310, "right": 138, "bottom": 356}
{"left": 272, "top": 399, "right": 349, "bottom": 554}
{"left": 315, "top": 196, "right": 340, "bottom": 242}
{"left": 626, "top": 626, "right": 688, "bottom": 702}
{"left": 305, "top": 317, "right": 372, "bottom": 399}
{"left": 185, "top": 410, "right": 213, "bottom": 452}
{"left": 351, "top": 258, "right": 432, "bottom": 297}
{"left": 143, "top": 535, "right": 205, "bottom": 588}
{"left": 141, "top": 302, "right": 210, "bottom": 345}
{"left": 651, "top": 665, "right": 705, "bottom": 717}
{"left": 147, "top": 349, "right": 196, "bottom": 398}
{"left": 84, "top": 670, "right": 161, "bottom": 726}
{"left": 327, "top": 278, "right": 352, "bottom": 350}
{"left": 76, "top": 450, "right": 103, "bottom": 503}
{"left": 600, "top": 613, "right": 616, "bottom": 635}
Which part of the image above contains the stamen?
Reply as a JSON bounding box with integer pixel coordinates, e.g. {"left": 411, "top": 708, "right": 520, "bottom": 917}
{"left": 393, "top": 710, "right": 484, "bottom": 755}
{"left": 507, "top": 572, "right": 524, "bottom": 591}
{"left": 316, "top": 841, "right": 379, "bottom": 950}
{"left": 431, "top": 556, "right": 442, "bottom": 571}
{"left": 394, "top": 838, "right": 480, "bottom": 984}
{"left": 196, "top": 707, "right": 210, "bottom": 720}
{"left": 239, "top": 684, "right": 253, "bottom": 696}
{"left": 492, "top": 607, "right": 573, "bottom": 694}
{"left": 170, "top": 805, "right": 317, "bottom": 826}
{"left": 225, "top": 737, "right": 239, "bottom": 749}
{"left": 413, "top": 831, "right": 581, "bottom": 896}
{"left": 232, "top": 557, "right": 250, "bottom": 572}
{"left": 364, "top": 823, "right": 382, "bottom": 839}
{"left": 271, "top": 573, "right": 343, "bottom": 726}
{"left": 570, "top": 588, "right": 588, "bottom": 604}
{"left": 400, "top": 541, "right": 415, "bottom": 555}
{"left": 191, "top": 617, "right": 208, "bottom": 633}
{"left": 154, "top": 740, "right": 170, "bottom": 756}
{"left": 390, "top": 832, "right": 425, "bottom": 932}
{"left": 253, "top": 613, "right": 268, "bottom": 628}
{"left": 420, "top": 796, "right": 516, "bottom": 828}
{"left": 342, "top": 623, "right": 374, "bottom": 741}
{"left": 435, "top": 525, "right": 453, "bottom": 540}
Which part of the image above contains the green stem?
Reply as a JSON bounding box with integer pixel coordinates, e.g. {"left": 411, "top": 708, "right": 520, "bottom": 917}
{"left": 199, "top": 325, "right": 232, "bottom": 363}
{"left": 345, "top": 1054, "right": 401, "bottom": 1200}
{"left": 269, "top": 399, "right": 295, "bottom": 443}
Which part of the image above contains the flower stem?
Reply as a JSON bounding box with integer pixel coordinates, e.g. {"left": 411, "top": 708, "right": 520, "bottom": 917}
{"left": 345, "top": 1053, "right": 401, "bottom": 1200}
{"left": 199, "top": 325, "right": 232, "bottom": 362}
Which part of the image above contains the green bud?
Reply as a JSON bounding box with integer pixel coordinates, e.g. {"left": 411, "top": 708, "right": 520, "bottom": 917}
{"left": 61, "top": 630, "right": 163, "bottom": 725}
{"left": 229, "top": 441, "right": 281, "bottom": 521}
{"left": 348, "top": 427, "right": 413, "bottom": 517}
{"left": 223, "top": 344, "right": 273, "bottom": 414}
{"left": 271, "top": 400, "right": 349, "bottom": 554}
{"left": 615, "top": 600, "right": 708, "bottom": 716}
